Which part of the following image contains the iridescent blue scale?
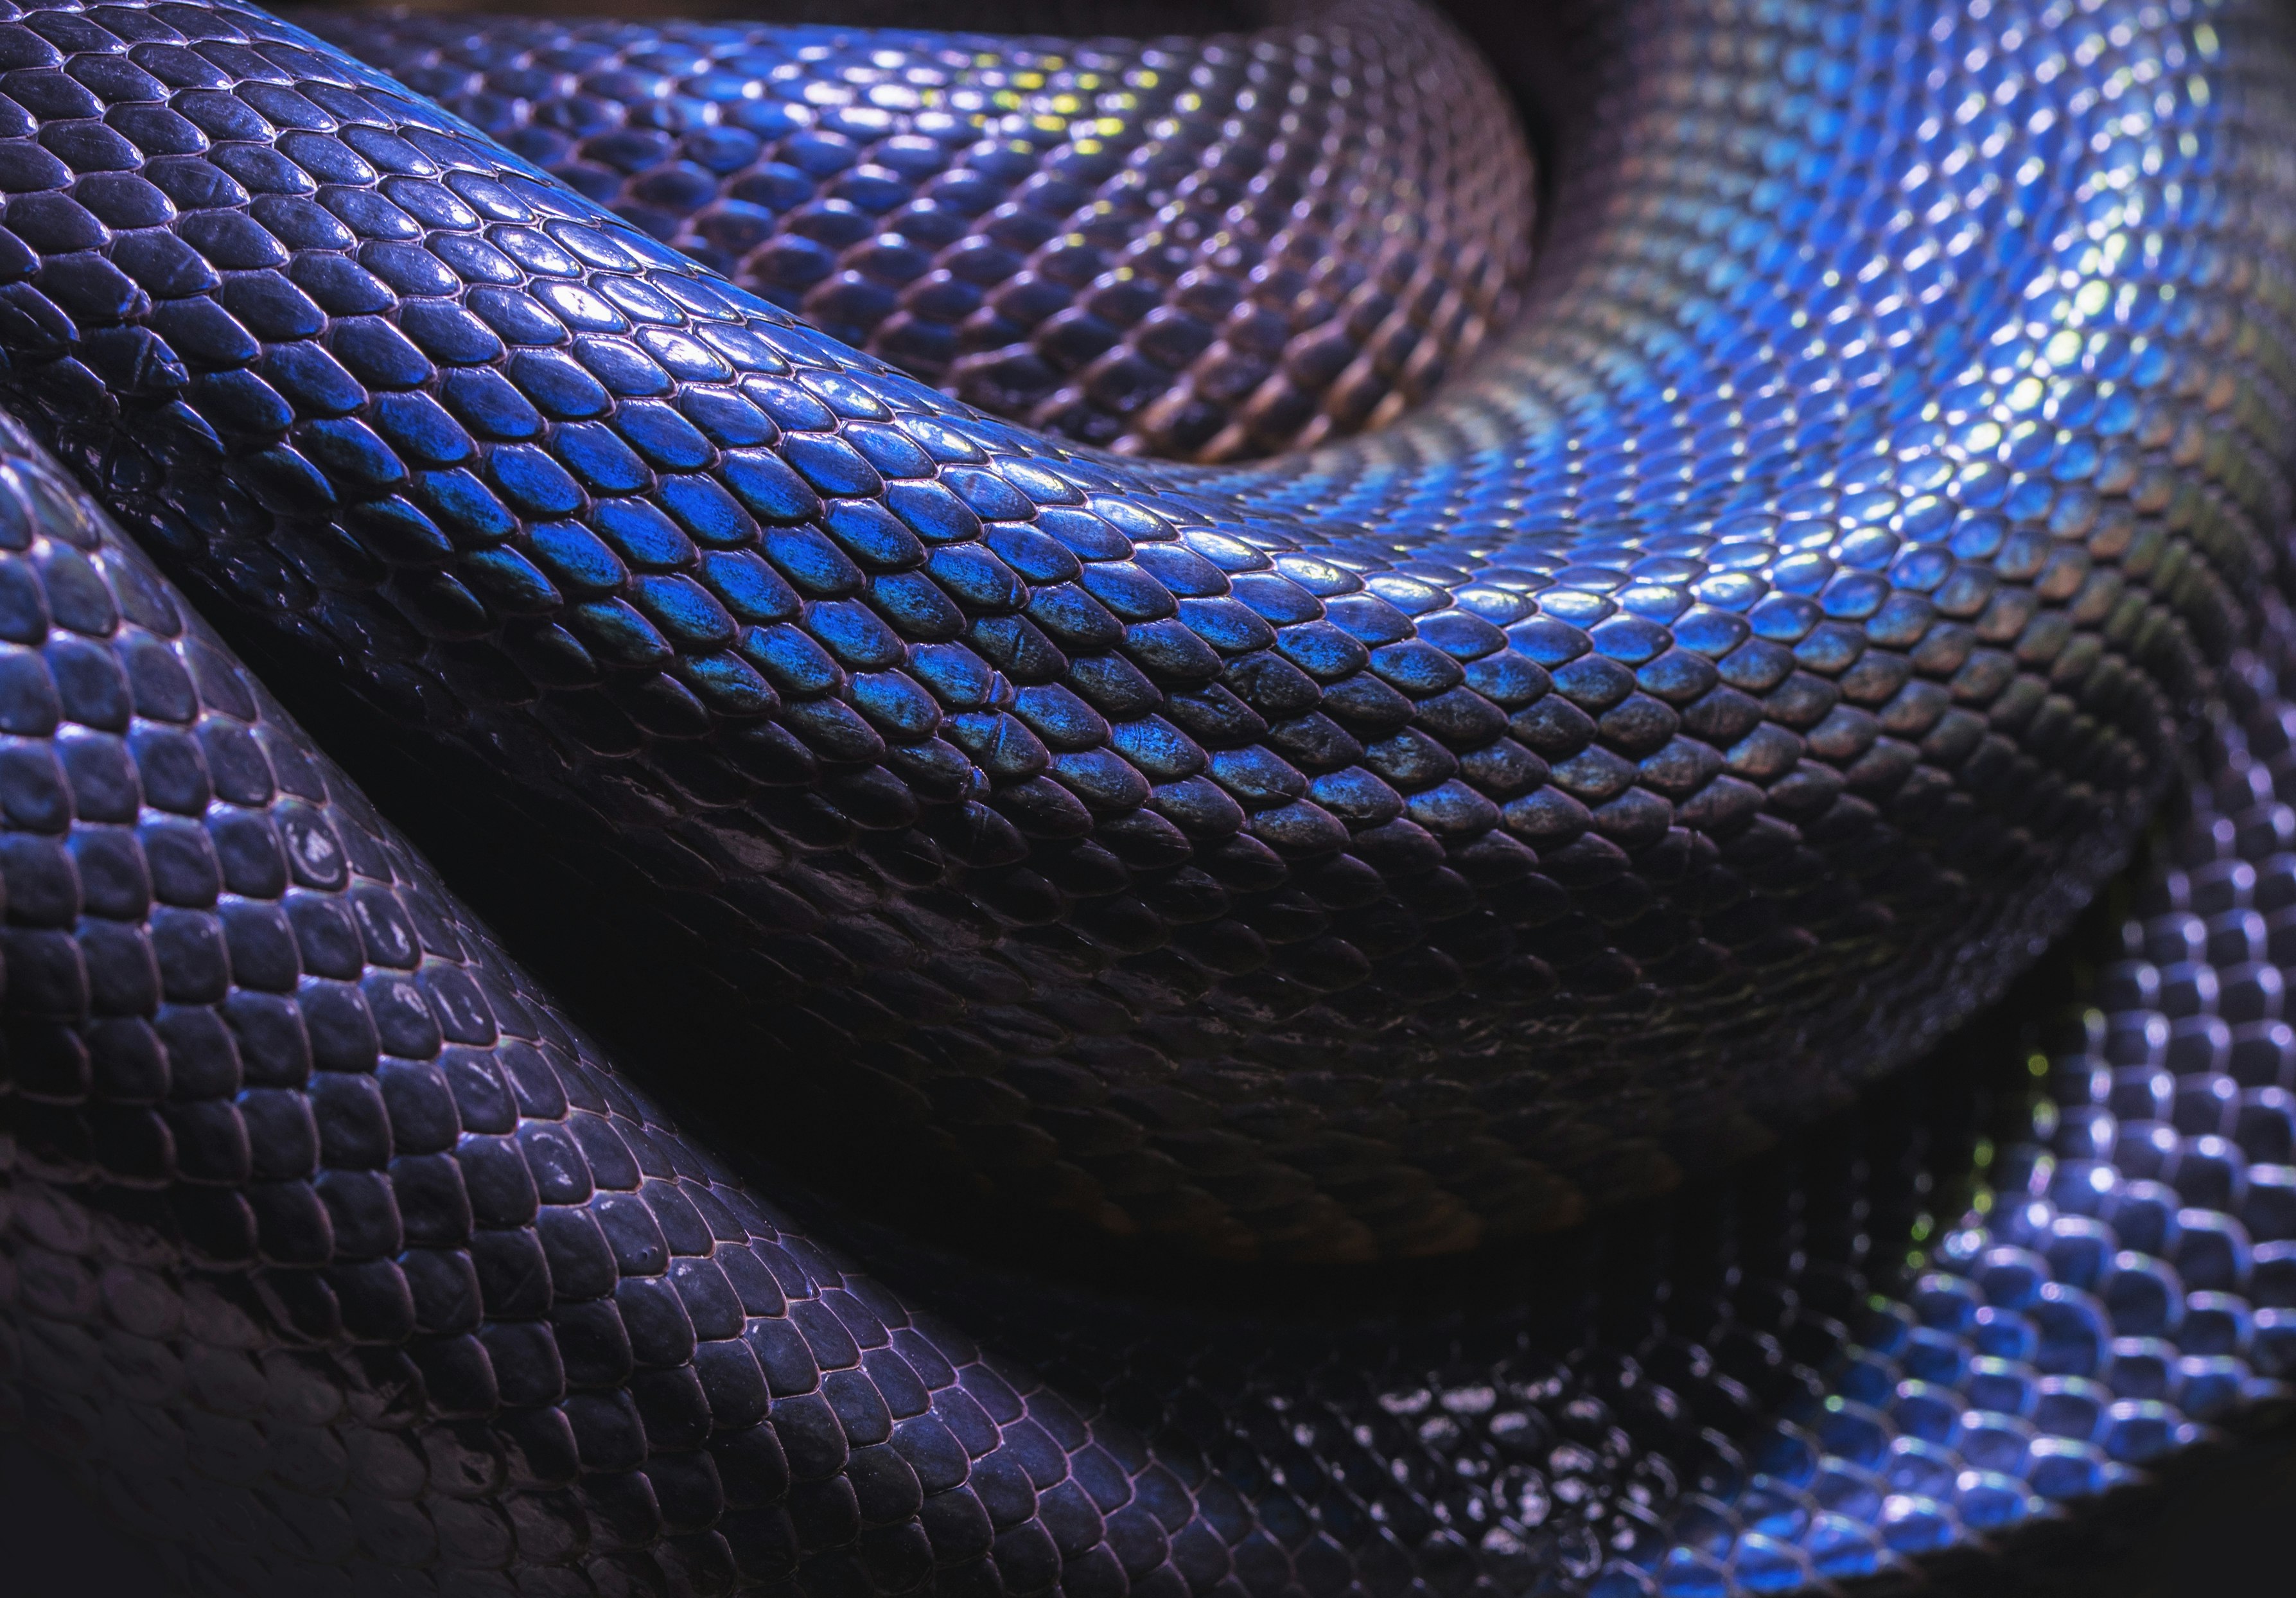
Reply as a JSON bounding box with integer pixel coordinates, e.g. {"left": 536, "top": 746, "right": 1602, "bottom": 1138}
{"left": 0, "top": 0, "right": 2293, "bottom": 1593}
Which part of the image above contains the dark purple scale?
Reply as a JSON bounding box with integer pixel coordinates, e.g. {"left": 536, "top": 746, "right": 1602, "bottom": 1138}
{"left": 1, "top": 0, "right": 2295, "bottom": 1593}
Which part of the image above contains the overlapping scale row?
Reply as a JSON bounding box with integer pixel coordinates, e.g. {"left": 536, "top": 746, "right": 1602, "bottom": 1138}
{"left": 1195, "top": 0, "right": 2296, "bottom": 536}
{"left": 310, "top": 0, "right": 1534, "bottom": 462}
{"left": 1630, "top": 638, "right": 2296, "bottom": 1596}
{"left": 0, "top": 419, "right": 1665, "bottom": 1598}
{"left": 0, "top": 0, "right": 2282, "bottom": 1265}
{"left": 0, "top": 421, "right": 1188, "bottom": 1598}
{"left": 3, "top": 406, "right": 2289, "bottom": 1596}
{"left": 977, "top": 619, "right": 2296, "bottom": 1598}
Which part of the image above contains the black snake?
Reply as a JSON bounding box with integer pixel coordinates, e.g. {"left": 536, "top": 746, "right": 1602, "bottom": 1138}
{"left": 2, "top": 0, "right": 2294, "bottom": 1592}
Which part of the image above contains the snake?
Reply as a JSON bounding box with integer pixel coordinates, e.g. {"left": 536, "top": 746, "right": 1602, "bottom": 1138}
{"left": 1, "top": 0, "right": 2293, "bottom": 1591}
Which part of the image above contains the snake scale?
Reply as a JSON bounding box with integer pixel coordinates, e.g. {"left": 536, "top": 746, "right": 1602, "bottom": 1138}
{"left": 2, "top": 0, "right": 2295, "bottom": 1591}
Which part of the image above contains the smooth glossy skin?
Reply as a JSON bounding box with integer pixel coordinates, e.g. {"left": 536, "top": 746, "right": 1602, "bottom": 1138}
{"left": 0, "top": 0, "right": 2294, "bottom": 1594}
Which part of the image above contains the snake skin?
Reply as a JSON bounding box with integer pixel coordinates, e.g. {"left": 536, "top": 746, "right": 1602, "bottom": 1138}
{"left": 1, "top": 422, "right": 2293, "bottom": 1595}
{"left": 0, "top": 0, "right": 2279, "bottom": 1267}
{"left": 1, "top": 0, "right": 2295, "bottom": 1592}
{"left": 309, "top": 1, "right": 1536, "bottom": 463}
{"left": 0, "top": 406, "right": 2286, "bottom": 1588}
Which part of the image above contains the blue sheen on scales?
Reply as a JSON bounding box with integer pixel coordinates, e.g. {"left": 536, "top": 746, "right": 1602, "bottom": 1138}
{"left": 0, "top": 0, "right": 2292, "bottom": 1594}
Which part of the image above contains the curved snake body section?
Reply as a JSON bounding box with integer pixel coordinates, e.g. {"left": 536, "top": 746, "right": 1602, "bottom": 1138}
{"left": 0, "top": 0, "right": 2286, "bottom": 1265}
{"left": 314, "top": 1, "right": 1538, "bottom": 464}
{"left": 1, "top": 414, "right": 2294, "bottom": 1594}
{"left": 0, "top": 0, "right": 2294, "bottom": 1593}
{"left": 0, "top": 427, "right": 2293, "bottom": 1593}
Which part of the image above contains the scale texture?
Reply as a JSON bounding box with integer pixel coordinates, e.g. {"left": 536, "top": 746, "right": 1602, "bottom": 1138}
{"left": 0, "top": 0, "right": 2293, "bottom": 1593}
{"left": 0, "top": 0, "right": 2279, "bottom": 1267}
{"left": 313, "top": 2, "right": 1535, "bottom": 462}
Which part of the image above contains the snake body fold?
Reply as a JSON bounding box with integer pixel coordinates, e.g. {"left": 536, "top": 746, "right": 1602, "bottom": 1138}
{"left": 2, "top": 0, "right": 2295, "bottom": 1592}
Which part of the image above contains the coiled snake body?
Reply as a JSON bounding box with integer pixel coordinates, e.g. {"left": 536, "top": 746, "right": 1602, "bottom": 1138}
{"left": 2, "top": 0, "right": 2294, "bottom": 1592}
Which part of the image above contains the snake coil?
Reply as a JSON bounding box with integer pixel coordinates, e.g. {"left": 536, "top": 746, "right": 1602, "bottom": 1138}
{"left": 2, "top": 0, "right": 2295, "bottom": 1593}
